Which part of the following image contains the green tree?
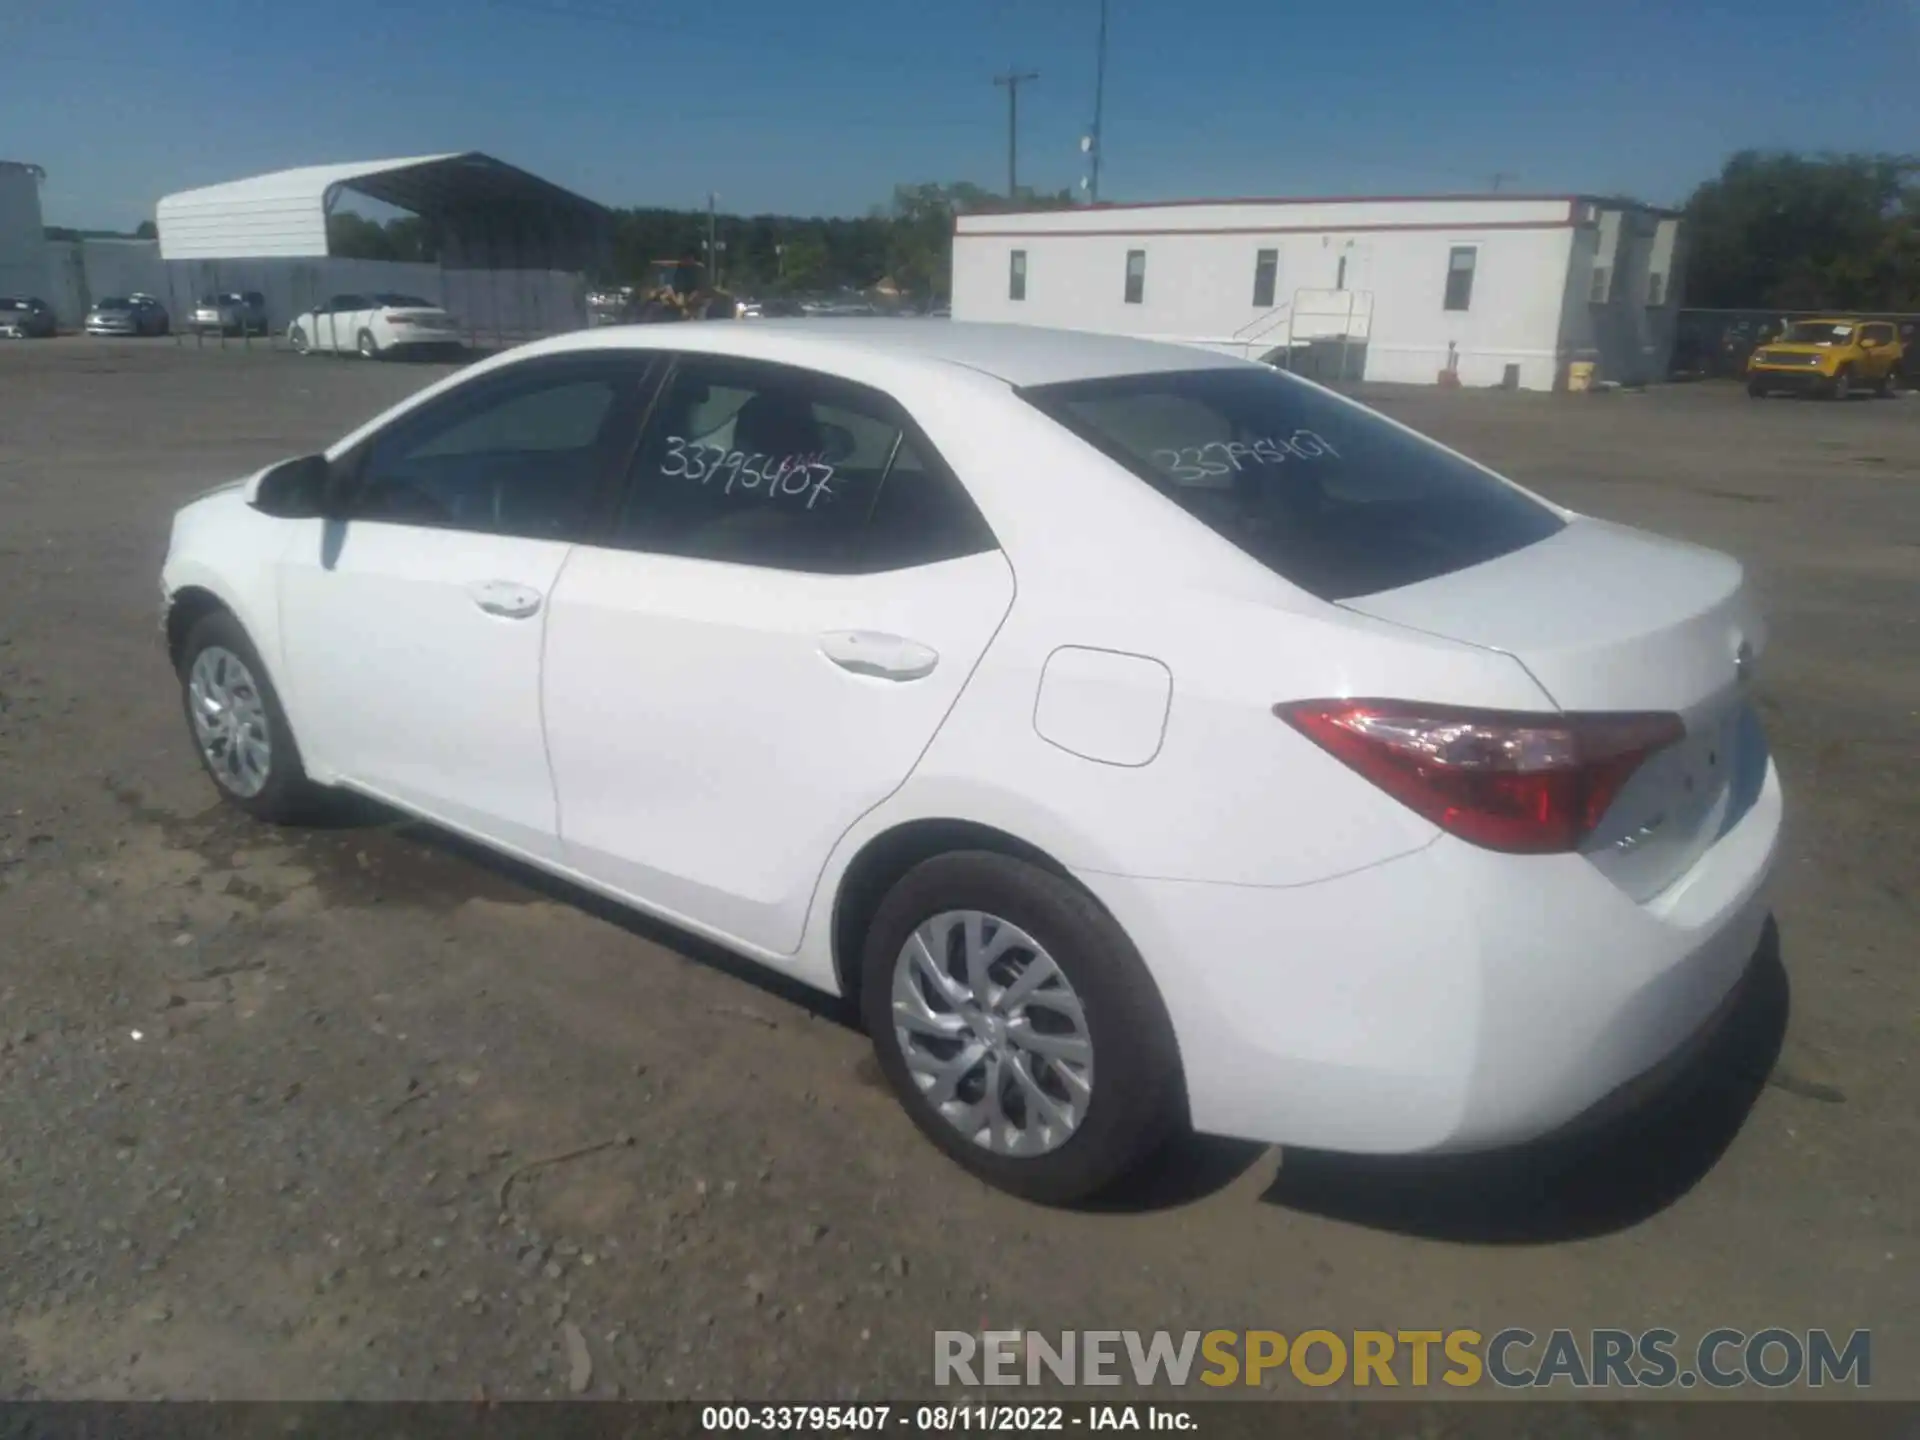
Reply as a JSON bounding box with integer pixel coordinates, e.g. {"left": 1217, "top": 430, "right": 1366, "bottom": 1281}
{"left": 1683, "top": 150, "right": 1920, "bottom": 310}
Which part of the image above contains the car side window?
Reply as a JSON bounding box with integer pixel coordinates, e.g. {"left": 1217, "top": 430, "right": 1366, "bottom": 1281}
{"left": 346, "top": 361, "right": 643, "bottom": 540}
{"left": 612, "top": 358, "right": 996, "bottom": 574}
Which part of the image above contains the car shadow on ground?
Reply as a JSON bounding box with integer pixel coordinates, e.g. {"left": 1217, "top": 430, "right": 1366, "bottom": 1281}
{"left": 291, "top": 799, "right": 1788, "bottom": 1228}
{"left": 331, "top": 801, "right": 865, "bottom": 1030}
{"left": 1258, "top": 919, "right": 1790, "bottom": 1243}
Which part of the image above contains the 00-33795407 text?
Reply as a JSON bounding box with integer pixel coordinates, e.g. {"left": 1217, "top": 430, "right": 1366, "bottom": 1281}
{"left": 703, "top": 1404, "right": 1165, "bottom": 1432}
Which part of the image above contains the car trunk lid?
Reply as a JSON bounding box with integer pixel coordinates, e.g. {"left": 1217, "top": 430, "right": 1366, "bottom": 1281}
{"left": 1340, "top": 517, "right": 1766, "bottom": 900}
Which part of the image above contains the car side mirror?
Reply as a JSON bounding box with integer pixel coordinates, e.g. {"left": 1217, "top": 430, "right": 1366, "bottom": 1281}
{"left": 249, "top": 454, "right": 332, "bottom": 518}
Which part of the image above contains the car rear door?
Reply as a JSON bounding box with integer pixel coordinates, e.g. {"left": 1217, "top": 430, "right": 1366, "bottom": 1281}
{"left": 541, "top": 354, "right": 1015, "bottom": 955}
{"left": 275, "top": 353, "right": 658, "bottom": 859}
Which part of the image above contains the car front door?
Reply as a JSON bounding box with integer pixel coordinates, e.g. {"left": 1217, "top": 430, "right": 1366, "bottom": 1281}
{"left": 541, "top": 356, "right": 1016, "bottom": 956}
{"left": 1861, "top": 323, "right": 1898, "bottom": 381}
{"left": 321, "top": 295, "right": 362, "bottom": 353}
{"left": 275, "top": 353, "right": 658, "bottom": 858}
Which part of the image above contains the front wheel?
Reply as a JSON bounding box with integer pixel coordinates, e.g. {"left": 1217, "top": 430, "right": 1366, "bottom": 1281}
{"left": 1747, "top": 380, "right": 1768, "bottom": 398}
{"left": 860, "top": 851, "right": 1183, "bottom": 1204}
{"left": 289, "top": 325, "right": 310, "bottom": 354}
{"left": 1830, "top": 367, "right": 1853, "bottom": 400}
{"left": 177, "top": 610, "right": 323, "bottom": 823}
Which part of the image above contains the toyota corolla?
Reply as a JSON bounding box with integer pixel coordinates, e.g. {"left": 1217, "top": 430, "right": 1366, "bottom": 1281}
{"left": 159, "top": 322, "right": 1782, "bottom": 1203}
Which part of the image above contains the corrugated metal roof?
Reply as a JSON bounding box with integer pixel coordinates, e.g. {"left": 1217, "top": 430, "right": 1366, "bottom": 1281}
{"left": 156, "top": 152, "right": 609, "bottom": 262}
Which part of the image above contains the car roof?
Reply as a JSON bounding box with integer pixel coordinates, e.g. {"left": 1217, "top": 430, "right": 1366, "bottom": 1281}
{"left": 524, "top": 319, "right": 1250, "bottom": 388}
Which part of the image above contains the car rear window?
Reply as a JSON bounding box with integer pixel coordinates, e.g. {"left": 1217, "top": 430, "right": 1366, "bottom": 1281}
{"left": 1019, "top": 367, "right": 1566, "bottom": 601}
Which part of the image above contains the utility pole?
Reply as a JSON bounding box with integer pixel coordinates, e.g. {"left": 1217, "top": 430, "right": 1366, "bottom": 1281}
{"left": 1088, "top": 0, "right": 1107, "bottom": 203}
{"left": 706, "top": 191, "right": 718, "bottom": 285}
{"left": 993, "top": 68, "right": 1039, "bottom": 201}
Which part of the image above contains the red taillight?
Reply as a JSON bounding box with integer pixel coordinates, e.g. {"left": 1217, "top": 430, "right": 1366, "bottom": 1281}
{"left": 1276, "top": 699, "right": 1684, "bottom": 854}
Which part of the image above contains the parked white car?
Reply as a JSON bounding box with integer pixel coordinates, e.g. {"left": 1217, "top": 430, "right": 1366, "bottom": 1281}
{"left": 159, "top": 322, "right": 1781, "bottom": 1202}
{"left": 288, "top": 292, "right": 464, "bottom": 359}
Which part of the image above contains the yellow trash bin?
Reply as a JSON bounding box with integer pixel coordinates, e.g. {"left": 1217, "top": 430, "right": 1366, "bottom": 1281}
{"left": 1567, "top": 361, "right": 1596, "bottom": 393}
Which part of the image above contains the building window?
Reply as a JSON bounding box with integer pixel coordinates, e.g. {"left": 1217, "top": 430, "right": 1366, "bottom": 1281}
{"left": 1443, "top": 246, "right": 1477, "bottom": 311}
{"left": 1646, "top": 271, "right": 1666, "bottom": 307}
{"left": 1124, "top": 249, "right": 1145, "bottom": 304}
{"left": 1589, "top": 265, "right": 1612, "bottom": 304}
{"left": 1009, "top": 249, "right": 1027, "bottom": 302}
{"left": 1252, "top": 249, "right": 1278, "bottom": 308}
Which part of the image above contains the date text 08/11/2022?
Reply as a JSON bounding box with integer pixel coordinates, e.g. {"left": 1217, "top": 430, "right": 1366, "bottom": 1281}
{"left": 700, "top": 1404, "right": 1191, "bottom": 1432}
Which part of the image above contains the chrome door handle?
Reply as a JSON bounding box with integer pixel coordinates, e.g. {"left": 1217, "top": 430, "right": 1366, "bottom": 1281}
{"left": 468, "top": 579, "right": 544, "bottom": 619}
{"left": 818, "top": 630, "right": 939, "bottom": 681}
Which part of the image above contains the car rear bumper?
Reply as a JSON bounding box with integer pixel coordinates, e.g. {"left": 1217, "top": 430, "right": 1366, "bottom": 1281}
{"left": 384, "top": 331, "right": 464, "bottom": 348}
{"left": 1081, "top": 754, "right": 1783, "bottom": 1155}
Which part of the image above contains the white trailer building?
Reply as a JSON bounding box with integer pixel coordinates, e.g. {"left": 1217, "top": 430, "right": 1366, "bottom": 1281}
{"left": 952, "top": 194, "right": 1683, "bottom": 390}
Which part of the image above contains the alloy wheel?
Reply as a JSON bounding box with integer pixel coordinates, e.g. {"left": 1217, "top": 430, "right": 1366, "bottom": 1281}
{"left": 890, "top": 910, "right": 1094, "bottom": 1157}
{"left": 187, "top": 646, "right": 273, "bottom": 798}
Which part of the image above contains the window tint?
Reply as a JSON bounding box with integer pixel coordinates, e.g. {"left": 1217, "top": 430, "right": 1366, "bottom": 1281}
{"left": 347, "top": 363, "right": 638, "bottom": 538}
{"left": 1124, "top": 250, "right": 1145, "bottom": 305}
{"left": 614, "top": 359, "right": 996, "bottom": 574}
{"left": 1252, "top": 249, "right": 1278, "bottom": 308}
{"left": 1020, "top": 367, "right": 1565, "bottom": 602}
{"left": 1009, "top": 249, "right": 1027, "bottom": 302}
{"left": 1443, "top": 247, "right": 1476, "bottom": 311}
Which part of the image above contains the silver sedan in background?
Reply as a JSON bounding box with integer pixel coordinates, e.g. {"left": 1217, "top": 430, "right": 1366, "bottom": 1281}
{"left": 85, "top": 294, "right": 171, "bottom": 337}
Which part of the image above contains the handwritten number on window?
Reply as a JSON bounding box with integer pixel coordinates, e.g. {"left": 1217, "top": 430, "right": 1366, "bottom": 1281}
{"left": 660, "top": 436, "right": 838, "bottom": 509}
{"left": 1150, "top": 430, "right": 1341, "bottom": 484}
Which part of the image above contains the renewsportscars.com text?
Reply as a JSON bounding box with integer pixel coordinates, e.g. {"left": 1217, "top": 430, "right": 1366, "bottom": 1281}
{"left": 934, "top": 1328, "right": 1871, "bottom": 1390}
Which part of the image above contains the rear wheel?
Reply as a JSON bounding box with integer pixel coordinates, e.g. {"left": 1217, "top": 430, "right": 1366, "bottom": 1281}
{"left": 1876, "top": 367, "right": 1898, "bottom": 397}
{"left": 177, "top": 610, "right": 323, "bottom": 824}
{"left": 860, "top": 851, "right": 1183, "bottom": 1204}
{"left": 357, "top": 328, "right": 381, "bottom": 360}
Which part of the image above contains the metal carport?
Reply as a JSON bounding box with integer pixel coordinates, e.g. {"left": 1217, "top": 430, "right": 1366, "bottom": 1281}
{"left": 155, "top": 152, "right": 611, "bottom": 346}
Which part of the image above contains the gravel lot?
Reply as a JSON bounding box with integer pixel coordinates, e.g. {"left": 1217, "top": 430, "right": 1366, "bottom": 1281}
{"left": 0, "top": 338, "right": 1914, "bottom": 1401}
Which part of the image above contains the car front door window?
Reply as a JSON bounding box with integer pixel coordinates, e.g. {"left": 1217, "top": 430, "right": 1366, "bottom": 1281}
{"left": 348, "top": 367, "right": 634, "bottom": 539}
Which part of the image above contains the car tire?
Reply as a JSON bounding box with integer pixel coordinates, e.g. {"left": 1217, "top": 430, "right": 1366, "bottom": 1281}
{"left": 859, "top": 850, "right": 1184, "bottom": 1205}
{"left": 1830, "top": 367, "right": 1852, "bottom": 400}
{"left": 176, "top": 609, "right": 323, "bottom": 825}
{"left": 357, "top": 329, "right": 381, "bottom": 360}
{"left": 1875, "top": 368, "right": 1898, "bottom": 397}
{"left": 290, "top": 325, "right": 309, "bottom": 354}
{"left": 1746, "top": 381, "right": 1767, "bottom": 398}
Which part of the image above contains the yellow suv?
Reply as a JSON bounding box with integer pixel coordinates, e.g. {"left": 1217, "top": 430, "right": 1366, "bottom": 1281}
{"left": 1747, "top": 318, "right": 1903, "bottom": 399}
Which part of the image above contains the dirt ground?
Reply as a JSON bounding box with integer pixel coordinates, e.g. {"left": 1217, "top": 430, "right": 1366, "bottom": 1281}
{"left": 0, "top": 338, "right": 1914, "bottom": 1401}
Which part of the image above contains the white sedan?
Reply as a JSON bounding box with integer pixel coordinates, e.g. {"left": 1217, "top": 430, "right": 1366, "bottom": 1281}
{"left": 159, "top": 322, "right": 1782, "bottom": 1202}
{"left": 289, "top": 292, "right": 464, "bottom": 359}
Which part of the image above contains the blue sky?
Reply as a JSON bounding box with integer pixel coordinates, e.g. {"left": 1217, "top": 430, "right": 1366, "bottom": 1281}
{"left": 4, "top": 0, "right": 1916, "bottom": 230}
